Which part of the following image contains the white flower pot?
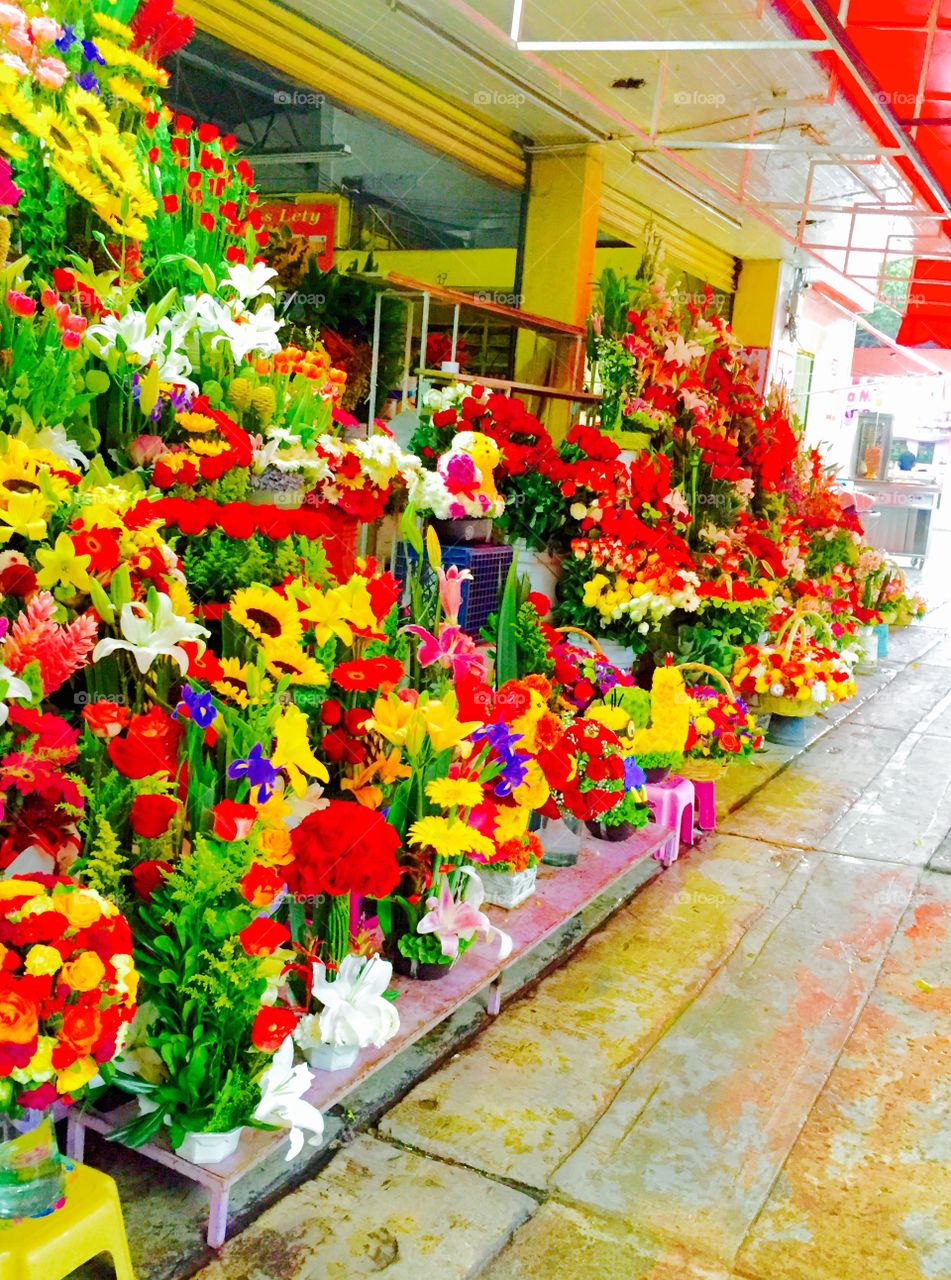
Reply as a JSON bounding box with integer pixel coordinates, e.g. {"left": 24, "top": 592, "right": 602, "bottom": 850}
{"left": 478, "top": 865, "right": 537, "bottom": 909}
{"left": 854, "top": 625, "right": 879, "bottom": 675}
{"left": 178, "top": 1127, "right": 244, "bottom": 1167}
{"left": 595, "top": 639, "right": 635, "bottom": 672}
{"left": 511, "top": 540, "right": 561, "bottom": 611}
{"left": 304, "top": 1043, "right": 361, "bottom": 1072}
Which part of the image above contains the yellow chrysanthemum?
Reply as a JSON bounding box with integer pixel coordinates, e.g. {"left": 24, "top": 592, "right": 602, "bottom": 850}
{"left": 425, "top": 777, "right": 484, "bottom": 810}
{"left": 230, "top": 586, "right": 302, "bottom": 645}
{"left": 407, "top": 817, "right": 495, "bottom": 859}
{"left": 176, "top": 411, "right": 218, "bottom": 435}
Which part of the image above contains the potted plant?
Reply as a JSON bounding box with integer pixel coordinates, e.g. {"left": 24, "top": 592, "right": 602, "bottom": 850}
{"left": 293, "top": 954, "right": 399, "bottom": 1071}
{"left": 475, "top": 828, "right": 544, "bottom": 909}
{"left": 0, "top": 877, "right": 139, "bottom": 1216}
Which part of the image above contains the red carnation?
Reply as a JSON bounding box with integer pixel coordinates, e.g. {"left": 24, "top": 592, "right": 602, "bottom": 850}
{"left": 287, "top": 802, "right": 400, "bottom": 899}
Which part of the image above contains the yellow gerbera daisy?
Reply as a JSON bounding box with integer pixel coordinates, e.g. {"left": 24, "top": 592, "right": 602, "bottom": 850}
{"left": 407, "top": 817, "right": 495, "bottom": 859}
{"left": 425, "top": 777, "right": 484, "bottom": 810}
{"left": 229, "top": 586, "right": 302, "bottom": 644}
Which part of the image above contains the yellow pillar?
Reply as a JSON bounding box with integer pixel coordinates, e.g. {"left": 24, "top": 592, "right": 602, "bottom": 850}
{"left": 516, "top": 145, "right": 603, "bottom": 420}
{"left": 732, "top": 259, "right": 784, "bottom": 349}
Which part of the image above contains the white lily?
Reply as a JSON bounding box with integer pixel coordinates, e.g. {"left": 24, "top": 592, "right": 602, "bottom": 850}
{"left": 92, "top": 593, "right": 209, "bottom": 675}
{"left": 0, "top": 663, "right": 32, "bottom": 726}
{"left": 252, "top": 1038, "right": 324, "bottom": 1161}
{"left": 211, "top": 301, "right": 282, "bottom": 364}
{"left": 417, "top": 868, "right": 513, "bottom": 962}
{"left": 221, "top": 262, "right": 278, "bottom": 302}
{"left": 86, "top": 311, "right": 157, "bottom": 362}
{"left": 298, "top": 955, "right": 400, "bottom": 1051}
{"left": 16, "top": 423, "right": 89, "bottom": 470}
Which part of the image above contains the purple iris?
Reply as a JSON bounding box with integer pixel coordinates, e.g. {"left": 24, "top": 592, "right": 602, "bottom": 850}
{"left": 175, "top": 686, "right": 217, "bottom": 729}
{"left": 74, "top": 72, "right": 100, "bottom": 93}
{"left": 82, "top": 39, "right": 106, "bottom": 64}
{"left": 169, "top": 387, "right": 193, "bottom": 412}
{"left": 493, "top": 751, "right": 529, "bottom": 798}
{"left": 228, "top": 744, "right": 280, "bottom": 802}
{"left": 471, "top": 722, "right": 523, "bottom": 757}
{"left": 55, "top": 24, "right": 76, "bottom": 52}
{"left": 623, "top": 757, "right": 646, "bottom": 791}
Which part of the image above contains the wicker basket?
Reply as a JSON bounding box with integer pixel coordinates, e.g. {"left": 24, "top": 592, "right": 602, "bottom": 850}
{"left": 679, "top": 756, "right": 726, "bottom": 782}
{"left": 758, "top": 693, "right": 818, "bottom": 718}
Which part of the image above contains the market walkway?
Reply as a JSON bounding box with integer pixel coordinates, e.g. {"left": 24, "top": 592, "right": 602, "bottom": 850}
{"left": 183, "top": 604, "right": 951, "bottom": 1280}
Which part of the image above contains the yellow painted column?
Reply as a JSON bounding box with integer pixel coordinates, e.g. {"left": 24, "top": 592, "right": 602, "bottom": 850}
{"left": 516, "top": 145, "right": 604, "bottom": 419}
{"left": 731, "top": 259, "right": 784, "bottom": 349}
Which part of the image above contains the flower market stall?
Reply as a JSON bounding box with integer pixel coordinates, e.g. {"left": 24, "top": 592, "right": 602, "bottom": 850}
{"left": 0, "top": 0, "right": 925, "bottom": 1256}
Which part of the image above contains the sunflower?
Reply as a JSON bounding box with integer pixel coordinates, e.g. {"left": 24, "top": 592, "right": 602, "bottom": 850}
{"left": 261, "top": 640, "right": 328, "bottom": 687}
{"left": 425, "top": 777, "right": 484, "bottom": 810}
{"left": 88, "top": 134, "right": 140, "bottom": 191}
{"left": 213, "top": 656, "right": 274, "bottom": 708}
{"left": 65, "top": 85, "right": 112, "bottom": 138}
{"left": 95, "top": 36, "right": 165, "bottom": 84}
{"left": 34, "top": 105, "right": 84, "bottom": 154}
{"left": 0, "top": 126, "right": 24, "bottom": 161}
{"left": 229, "top": 587, "right": 303, "bottom": 645}
{"left": 105, "top": 76, "right": 152, "bottom": 112}
{"left": 93, "top": 12, "right": 135, "bottom": 39}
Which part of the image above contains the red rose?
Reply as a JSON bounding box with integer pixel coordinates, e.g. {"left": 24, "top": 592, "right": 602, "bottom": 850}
{"left": 212, "top": 800, "right": 258, "bottom": 842}
{"left": 238, "top": 917, "right": 290, "bottom": 956}
{"left": 130, "top": 794, "right": 179, "bottom": 839}
{"left": 0, "top": 561, "right": 36, "bottom": 597}
{"left": 719, "top": 732, "right": 741, "bottom": 753}
{"left": 240, "top": 864, "right": 283, "bottom": 908}
{"left": 319, "top": 699, "right": 342, "bottom": 727}
{"left": 250, "top": 1005, "right": 297, "bottom": 1052}
{"left": 82, "top": 701, "right": 130, "bottom": 740}
{"left": 131, "top": 860, "right": 173, "bottom": 902}
{"left": 108, "top": 708, "right": 181, "bottom": 780}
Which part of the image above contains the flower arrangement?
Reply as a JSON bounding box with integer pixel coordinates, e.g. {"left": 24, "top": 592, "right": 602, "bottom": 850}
{"left": 0, "top": 876, "right": 137, "bottom": 1113}
{"left": 732, "top": 612, "right": 857, "bottom": 716}
{"left": 293, "top": 954, "right": 399, "bottom": 1071}
{"left": 684, "top": 684, "right": 763, "bottom": 774}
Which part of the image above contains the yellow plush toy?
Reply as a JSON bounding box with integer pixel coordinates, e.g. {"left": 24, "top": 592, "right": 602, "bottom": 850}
{"left": 632, "top": 662, "right": 693, "bottom": 757}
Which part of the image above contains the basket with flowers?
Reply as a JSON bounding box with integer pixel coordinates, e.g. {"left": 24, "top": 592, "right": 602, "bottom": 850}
{"left": 680, "top": 663, "right": 764, "bottom": 781}
{"left": 732, "top": 611, "right": 856, "bottom": 718}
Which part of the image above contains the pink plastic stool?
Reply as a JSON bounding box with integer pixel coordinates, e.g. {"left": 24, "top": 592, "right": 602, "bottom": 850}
{"left": 692, "top": 778, "right": 717, "bottom": 832}
{"left": 645, "top": 775, "right": 695, "bottom": 867}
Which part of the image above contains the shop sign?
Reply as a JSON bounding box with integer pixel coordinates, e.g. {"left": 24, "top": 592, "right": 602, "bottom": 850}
{"left": 259, "top": 201, "right": 336, "bottom": 269}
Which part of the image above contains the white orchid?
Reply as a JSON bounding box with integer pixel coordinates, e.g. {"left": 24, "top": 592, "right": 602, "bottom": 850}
{"left": 221, "top": 262, "right": 278, "bottom": 302}
{"left": 297, "top": 955, "right": 400, "bottom": 1052}
{"left": 0, "top": 664, "right": 31, "bottom": 726}
{"left": 252, "top": 1038, "right": 325, "bottom": 1161}
{"left": 92, "top": 592, "right": 209, "bottom": 675}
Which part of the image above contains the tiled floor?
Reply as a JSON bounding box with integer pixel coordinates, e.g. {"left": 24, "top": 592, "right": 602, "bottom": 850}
{"left": 179, "top": 612, "right": 951, "bottom": 1280}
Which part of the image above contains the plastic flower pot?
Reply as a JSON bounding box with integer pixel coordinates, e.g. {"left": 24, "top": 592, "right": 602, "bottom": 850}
{"left": 0, "top": 1113, "right": 64, "bottom": 1218}
{"left": 594, "top": 638, "right": 635, "bottom": 672}
{"left": 643, "top": 766, "right": 671, "bottom": 783}
{"left": 478, "top": 865, "right": 537, "bottom": 909}
{"left": 874, "top": 621, "right": 889, "bottom": 658}
{"left": 177, "top": 1127, "right": 244, "bottom": 1167}
{"left": 304, "top": 1043, "right": 360, "bottom": 1072}
{"left": 539, "top": 815, "right": 582, "bottom": 867}
{"left": 385, "top": 941, "right": 454, "bottom": 981}
{"left": 432, "top": 517, "right": 492, "bottom": 544}
{"left": 855, "top": 625, "right": 879, "bottom": 675}
{"left": 510, "top": 540, "right": 561, "bottom": 612}
{"left": 584, "top": 819, "right": 638, "bottom": 843}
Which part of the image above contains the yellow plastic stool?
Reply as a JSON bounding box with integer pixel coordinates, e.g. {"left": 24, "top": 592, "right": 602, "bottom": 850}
{"left": 0, "top": 1164, "right": 135, "bottom": 1280}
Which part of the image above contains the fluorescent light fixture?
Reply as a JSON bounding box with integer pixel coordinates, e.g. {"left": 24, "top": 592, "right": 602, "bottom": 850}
{"left": 634, "top": 157, "right": 743, "bottom": 230}
{"left": 509, "top": 0, "right": 523, "bottom": 42}
{"left": 248, "top": 146, "right": 352, "bottom": 166}
{"left": 515, "top": 39, "right": 827, "bottom": 52}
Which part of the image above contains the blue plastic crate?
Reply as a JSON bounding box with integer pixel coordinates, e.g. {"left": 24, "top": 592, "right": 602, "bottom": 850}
{"left": 394, "top": 542, "right": 514, "bottom": 638}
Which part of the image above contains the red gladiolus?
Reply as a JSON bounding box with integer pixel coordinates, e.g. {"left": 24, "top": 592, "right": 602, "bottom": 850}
{"left": 238, "top": 917, "right": 290, "bottom": 956}
{"left": 129, "top": 794, "right": 179, "bottom": 839}
{"left": 212, "top": 799, "right": 258, "bottom": 842}
{"left": 250, "top": 1005, "right": 297, "bottom": 1053}
{"left": 131, "top": 860, "right": 173, "bottom": 902}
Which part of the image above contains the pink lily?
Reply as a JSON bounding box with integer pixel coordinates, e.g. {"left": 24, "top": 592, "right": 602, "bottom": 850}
{"left": 436, "top": 564, "right": 472, "bottom": 625}
{"left": 417, "top": 869, "right": 512, "bottom": 960}
{"left": 405, "top": 623, "right": 486, "bottom": 682}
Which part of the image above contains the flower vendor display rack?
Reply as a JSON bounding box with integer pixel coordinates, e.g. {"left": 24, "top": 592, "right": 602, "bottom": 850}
{"left": 369, "top": 274, "right": 601, "bottom": 427}
{"left": 66, "top": 823, "right": 668, "bottom": 1249}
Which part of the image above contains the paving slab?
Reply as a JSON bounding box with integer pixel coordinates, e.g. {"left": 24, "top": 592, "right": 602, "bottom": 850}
{"left": 719, "top": 723, "right": 903, "bottom": 849}
{"left": 550, "top": 854, "right": 918, "bottom": 1267}
{"left": 848, "top": 663, "right": 951, "bottom": 735}
{"left": 819, "top": 733, "right": 951, "bottom": 865}
{"left": 879, "top": 624, "right": 943, "bottom": 667}
{"left": 736, "top": 871, "right": 951, "bottom": 1280}
{"left": 929, "top": 826, "right": 951, "bottom": 873}
{"left": 193, "top": 1134, "right": 535, "bottom": 1280}
{"left": 481, "top": 1201, "right": 738, "bottom": 1280}
{"left": 380, "top": 835, "right": 807, "bottom": 1187}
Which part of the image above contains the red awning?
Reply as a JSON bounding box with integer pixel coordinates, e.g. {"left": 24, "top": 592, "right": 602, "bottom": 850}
{"left": 897, "top": 258, "right": 951, "bottom": 346}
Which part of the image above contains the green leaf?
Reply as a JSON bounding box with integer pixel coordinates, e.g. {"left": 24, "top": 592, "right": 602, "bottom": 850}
{"left": 87, "top": 576, "right": 115, "bottom": 624}
{"left": 494, "top": 557, "right": 519, "bottom": 687}
{"left": 401, "top": 505, "right": 423, "bottom": 556}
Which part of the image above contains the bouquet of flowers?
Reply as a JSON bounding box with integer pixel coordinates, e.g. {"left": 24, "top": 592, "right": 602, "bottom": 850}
{"left": 682, "top": 673, "right": 763, "bottom": 780}
{"left": 732, "top": 612, "right": 856, "bottom": 716}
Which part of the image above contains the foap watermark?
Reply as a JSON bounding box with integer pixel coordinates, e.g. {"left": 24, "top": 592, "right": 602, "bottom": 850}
{"left": 273, "top": 90, "right": 325, "bottom": 108}
{"left": 473, "top": 290, "right": 524, "bottom": 307}
{"left": 673, "top": 90, "right": 726, "bottom": 108}
{"left": 277, "top": 291, "right": 327, "bottom": 310}
{"left": 473, "top": 89, "right": 526, "bottom": 108}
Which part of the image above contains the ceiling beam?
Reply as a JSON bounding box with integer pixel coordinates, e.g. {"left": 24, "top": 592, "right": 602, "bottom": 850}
{"left": 516, "top": 39, "right": 828, "bottom": 52}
